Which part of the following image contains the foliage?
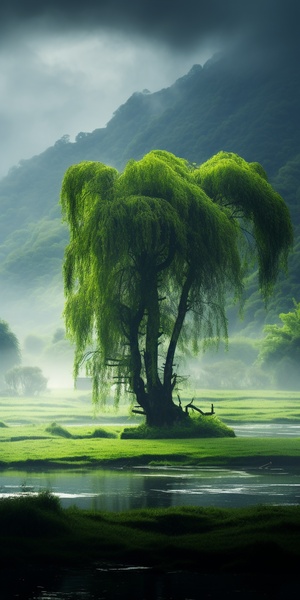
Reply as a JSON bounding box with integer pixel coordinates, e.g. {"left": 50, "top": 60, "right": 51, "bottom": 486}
{"left": 5, "top": 365, "right": 48, "bottom": 396}
{"left": 0, "top": 320, "right": 21, "bottom": 383}
{"left": 121, "top": 416, "right": 235, "bottom": 439}
{"left": 90, "top": 427, "right": 118, "bottom": 439}
{"left": 0, "top": 52, "right": 300, "bottom": 341}
{"left": 1, "top": 494, "right": 300, "bottom": 574}
{"left": 258, "top": 300, "right": 300, "bottom": 389}
{"left": 61, "top": 149, "right": 292, "bottom": 427}
{"left": 0, "top": 491, "right": 64, "bottom": 537}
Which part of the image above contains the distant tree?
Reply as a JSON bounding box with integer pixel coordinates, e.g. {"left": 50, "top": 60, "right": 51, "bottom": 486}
{"left": 5, "top": 366, "right": 48, "bottom": 396}
{"left": 61, "top": 150, "right": 293, "bottom": 427}
{"left": 52, "top": 328, "right": 66, "bottom": 343}
{"left": 0, "top": 320, "right": 21, "bottom": 383}
{"left": 258, "top": 300, "right": 300, "bottom": 389}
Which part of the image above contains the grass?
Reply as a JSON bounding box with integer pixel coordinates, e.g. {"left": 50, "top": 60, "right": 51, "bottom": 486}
{"left": 0, "top": 387, "right": 300, "bottom": 469}
{"left": 121, "top": 415, "right": 235, "bottom": 439}
{"left": 1, "top": 492, "right": 300, "bottom": 573}
{"left": 1, "top": 388, "right": 300, "bottom": 426}
{"left": 1, "top": 432, "right": 300, "bottom": 470}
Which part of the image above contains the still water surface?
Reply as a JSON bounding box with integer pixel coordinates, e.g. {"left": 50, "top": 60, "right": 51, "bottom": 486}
{"left": 1, "top": 464, "right": 300, "bottom": 510}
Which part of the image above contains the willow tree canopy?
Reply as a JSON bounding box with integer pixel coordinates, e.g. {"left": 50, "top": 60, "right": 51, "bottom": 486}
{"left": 60, "top": 150, "right": 293, "bottom": 426}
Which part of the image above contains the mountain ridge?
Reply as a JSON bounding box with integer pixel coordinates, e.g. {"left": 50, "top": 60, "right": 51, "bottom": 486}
{"left": 0, "top": 51, "right": 299, "bottom": 337}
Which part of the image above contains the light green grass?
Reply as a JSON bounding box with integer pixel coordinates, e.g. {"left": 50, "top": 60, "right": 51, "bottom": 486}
{"left": 2, "top": 388, "right": 300, "bottom": 427}
{"left": 1, "top": 432, "right": 300, "bottom": 469}
{"left": 181, "top": 389, "right": 300, "bottom": 423}
{"left": 1, "top": 388, "right": 300, "bottom": 469}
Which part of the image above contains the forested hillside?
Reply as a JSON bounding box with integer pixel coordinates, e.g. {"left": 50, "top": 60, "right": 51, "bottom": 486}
{"left": 0, "top": 50, "right": 299, "bottom": 339}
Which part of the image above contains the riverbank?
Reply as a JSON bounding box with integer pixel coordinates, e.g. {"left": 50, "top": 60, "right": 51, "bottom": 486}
{"left": 1, "top": 431, "right": 300, "bottom": 471}
{"left": 1, "top": 492, "right": 300, "bottom": 575}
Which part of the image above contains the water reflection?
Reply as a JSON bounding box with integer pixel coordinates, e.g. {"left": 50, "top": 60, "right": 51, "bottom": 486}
{"left": 1, "top": 465, "right": 300, "bottom": 510}
{"left": 2, "top": 565, "right": 299, "bottom": 600}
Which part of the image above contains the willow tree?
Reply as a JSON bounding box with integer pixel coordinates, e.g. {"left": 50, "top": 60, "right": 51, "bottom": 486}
{"left": 61, "top": 150, "right": 293, "bottom": 427}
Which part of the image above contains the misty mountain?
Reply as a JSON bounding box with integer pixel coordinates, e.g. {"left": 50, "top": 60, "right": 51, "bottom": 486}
{"left": 0, "top": 51, "right": 299, "bottom": 339}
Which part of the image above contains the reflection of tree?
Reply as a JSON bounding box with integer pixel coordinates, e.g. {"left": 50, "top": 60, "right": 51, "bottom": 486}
{"left": 135, "top": 474, "right": 173, "bottom": 509}
{"left": 88, "top": 469, "right": 174, "bottom": 511}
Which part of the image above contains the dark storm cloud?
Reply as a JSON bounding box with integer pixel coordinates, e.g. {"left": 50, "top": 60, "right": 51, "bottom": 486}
{"left": 0, "top": 0, "right": 298, "bottom": 178}
{"left": 1, "top": 0, "right": 299, "bottom": 55}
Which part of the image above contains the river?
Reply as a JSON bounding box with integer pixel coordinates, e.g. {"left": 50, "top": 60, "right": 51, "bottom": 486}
{"left": 1, "top": 423, "right": 300, "bottom": 598}
{"left": 1, "top": 423, "right": 300, "bottom": 510}
{"left": 1, "top": 464, "right": 300, "bottom": 510}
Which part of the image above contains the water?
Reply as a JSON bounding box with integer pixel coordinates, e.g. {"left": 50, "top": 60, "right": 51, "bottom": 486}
{"left": 1, "top": 423, "right": 300, "bottom": 598}
{"left": 3, "top": 566, "right": 298, "bottom": 600}
{"left": 234, "top": 423, "right": 300, "bottom": 437}
{"left": 1, "top": 463, "right": 300, "bottom": 510}
{"left": 1, "top": 423, "right": 300, "bottom": 510}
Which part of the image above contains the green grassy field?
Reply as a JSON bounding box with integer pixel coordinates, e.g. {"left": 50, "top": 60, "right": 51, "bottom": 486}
{"left": 1, "top": 387, "right": 300, "bottom": 425}
{"left": 0, "top": 388, "right": 300, "bottom": 469}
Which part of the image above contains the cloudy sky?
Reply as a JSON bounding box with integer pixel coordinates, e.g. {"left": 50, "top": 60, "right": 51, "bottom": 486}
{"left": 0, "top": 0, "right": 298, "bottom": 179}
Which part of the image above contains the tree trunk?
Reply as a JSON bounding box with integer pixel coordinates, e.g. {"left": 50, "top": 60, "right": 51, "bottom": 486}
{"left": 142, "top": 385, "right": 187, "bottom": 427}
{"left": 130, "top": 262, "right": 193, "bottom": 428}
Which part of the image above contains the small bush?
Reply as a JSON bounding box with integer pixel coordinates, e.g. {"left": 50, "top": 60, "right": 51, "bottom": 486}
{"left": 90, "top": 428, "right": 117, "bottom": 439}
{"left": 0, "top": 491, "right": 65, "bottom": 536}
{"left": 45, "top": 422, "right": 73, "bottom": 438}
{"left": 121, "top": 416, "right": 235, "bottom": 439}
{"left": 0, "top": 421, "right": 8, "bottom": 428}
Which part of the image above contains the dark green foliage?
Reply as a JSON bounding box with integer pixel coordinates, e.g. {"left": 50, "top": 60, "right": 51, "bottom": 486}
{"left": 121, "top": 416, "right": 235, "bottom": 439}
{"left": 61, "top": 149, "right": 292, "bottom": 427}
{"left": 90, "top": 428, "right": 118, "bottom": 439}
{"left": 258, "top": 300, "right": 300, "bottom": 389}
{"left": 0, "top": 320, "right": 21, "bottom": 383}
{"left": 0, "top": 491, "right": 64, "bottom": 537}
{"left": 1, "top": 496, "right": 300, "bottom": 574}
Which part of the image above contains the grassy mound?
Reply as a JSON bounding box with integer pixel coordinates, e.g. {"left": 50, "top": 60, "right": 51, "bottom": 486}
{"left": 0, "top": 421, "right": 8, "bottom": 428}
{"left": 90, "top": 427, "right": 118, "bottom": 439}
{"left": 45, "top": 422, "right": 73, "bottom": 438}
{"left": 0, "top": 491, "right": 65, "bottom": 536}
{"left": 121, "top": 415, "right": 235, "bottom": 439}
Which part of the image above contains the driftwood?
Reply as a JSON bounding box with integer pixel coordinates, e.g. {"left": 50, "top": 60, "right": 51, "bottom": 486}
{"left": 184, "top": 397, "right": 215, "bottom": 416}
{"left": 131, "top": 398, "right": 215, "bottom": 418}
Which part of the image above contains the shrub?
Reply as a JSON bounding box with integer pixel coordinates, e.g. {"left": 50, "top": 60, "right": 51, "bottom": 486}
{"left": 90, "top": 428, "right": 118, "bottom": 439}
{"left": 0, "top": 491, "right": 64, "bottom": 536}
